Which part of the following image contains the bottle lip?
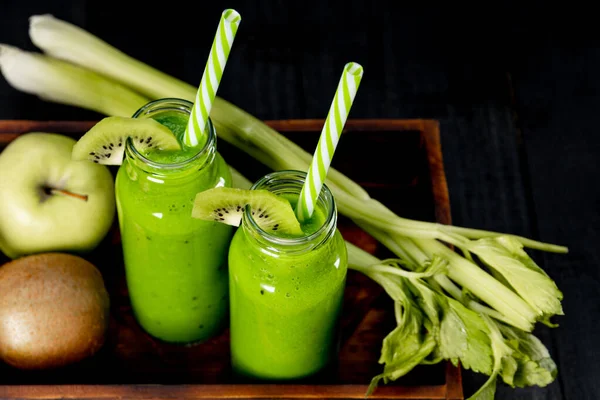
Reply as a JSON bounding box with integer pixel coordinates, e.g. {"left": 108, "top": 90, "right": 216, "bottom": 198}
{"left": 127, "top": 97, "right": 216, "bottom": 171}
{"left": 243, "top": 170, "right": 338, "bottom": 252}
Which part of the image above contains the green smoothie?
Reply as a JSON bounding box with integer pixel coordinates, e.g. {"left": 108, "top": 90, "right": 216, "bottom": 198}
{"left": 142, "top": 113, "right": 207, "bottom": 164}
{"left": 228, "top": 171, "right": 348, "bottom": 380}
{"left": 115, "top": 98, "right": 233, "bottom": 344}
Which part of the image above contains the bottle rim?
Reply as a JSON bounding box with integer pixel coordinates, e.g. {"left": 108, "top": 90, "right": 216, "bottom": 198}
{"left": 127, "top": 97, "right": 216, "bottom": 171}
{"left": 243, "top": 170, "right": 338, "bottom": 253}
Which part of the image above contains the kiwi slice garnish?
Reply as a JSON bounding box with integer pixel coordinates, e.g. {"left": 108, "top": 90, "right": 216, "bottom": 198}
{"left": 192, "top": 187, "right": 303, "bottom": 236}
{"left": 72, "top": 116, "right": 181, "bottom": 165}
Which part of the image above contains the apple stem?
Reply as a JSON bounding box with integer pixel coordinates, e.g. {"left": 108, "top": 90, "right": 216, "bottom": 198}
{"left": 49, "top": 189, "right": 89, "bottom": 202}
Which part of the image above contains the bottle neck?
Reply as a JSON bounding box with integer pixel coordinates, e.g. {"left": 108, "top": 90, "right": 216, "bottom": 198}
{"left": 125, "top": 98, "right": 217, "bottom": 180}
{"left": 242, "top": 170, "right": 338, "bottom": 255}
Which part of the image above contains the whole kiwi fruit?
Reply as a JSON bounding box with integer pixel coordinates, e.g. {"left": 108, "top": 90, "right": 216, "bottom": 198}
{"left": 0, "top": 253, "right": 110, "bottom": 369}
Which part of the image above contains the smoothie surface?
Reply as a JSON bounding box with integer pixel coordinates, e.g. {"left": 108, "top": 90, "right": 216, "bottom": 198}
{"left": 138, "top": 111, "right": 207, "bottom": 164}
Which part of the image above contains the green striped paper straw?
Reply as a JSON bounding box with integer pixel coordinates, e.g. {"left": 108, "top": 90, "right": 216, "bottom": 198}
{"left": 296, "top": 62, "right": 364, "bottom": 222}
{"left": 184, "top": 9, "right": 241, "bottom": 147}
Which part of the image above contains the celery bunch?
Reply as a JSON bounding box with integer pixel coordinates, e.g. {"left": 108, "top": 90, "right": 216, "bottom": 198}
{"left": 348, "top": 241, "right": 558, "bottom": 398}
{"left": 0, "top": 14, "right": 568, "bottom": 399}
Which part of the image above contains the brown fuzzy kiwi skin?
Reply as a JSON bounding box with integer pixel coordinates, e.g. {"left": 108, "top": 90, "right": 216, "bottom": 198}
{"left": 0, "top": 253, "right": 110, "bottom": 370}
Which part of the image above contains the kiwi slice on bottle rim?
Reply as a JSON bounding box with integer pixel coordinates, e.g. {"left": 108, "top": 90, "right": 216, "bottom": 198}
{"left": 72, "top": 116, "right": 181, "bottom": 165}
{"left": 192, "top": 187, "right": 303, "bottom": 236}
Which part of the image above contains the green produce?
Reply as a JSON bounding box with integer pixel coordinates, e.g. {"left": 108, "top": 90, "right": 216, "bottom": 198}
{"left": 0, "top": 14, "right": 569, "bottom": 399}
{"left": 0, "top": 132, "right": 115, "bottom": 259}
{"left": 0, "top": 43, "right": 147, "bottom": 117}
{"left": 347, "top": 242, "right": 557, "bottom": 398}
{"left": 0, "top": 252, "right": 110, "bottom": 369}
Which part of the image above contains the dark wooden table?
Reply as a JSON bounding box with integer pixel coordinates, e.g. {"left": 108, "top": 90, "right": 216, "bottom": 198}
{"left": 1, "top": 1, "right": 598, "bottom": 399}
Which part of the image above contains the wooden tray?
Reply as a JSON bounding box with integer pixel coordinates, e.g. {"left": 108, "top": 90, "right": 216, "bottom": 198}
{"left": 0, "top": 119, "right": 463, "bottom": 400}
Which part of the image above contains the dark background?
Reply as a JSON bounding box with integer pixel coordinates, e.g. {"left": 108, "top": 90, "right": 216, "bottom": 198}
{"left": 1, "top": 1, "right": 598, "bottom": 399}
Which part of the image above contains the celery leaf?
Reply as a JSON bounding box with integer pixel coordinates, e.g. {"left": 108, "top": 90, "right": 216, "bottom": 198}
{"left": 498, "top": 324, "right": 558, "bottom": 388}
{"left": 467, "top": 236, "right": 563, "bottom": 322}
{"left": 439, "top": 298, "right": 494, "bottom": 375}
{"left": 467, "top": 315, "right": 514, "bottom": 400}
{"left": 366, "top": 276, "right": 437, "bottom": 396}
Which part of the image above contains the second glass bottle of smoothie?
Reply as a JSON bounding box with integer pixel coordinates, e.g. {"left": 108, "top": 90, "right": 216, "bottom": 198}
{"left": 115, "top": 98, "right": 234, "bottom": 344}
{"left": 228, "top": 170, "right": 348, "bottom": 380}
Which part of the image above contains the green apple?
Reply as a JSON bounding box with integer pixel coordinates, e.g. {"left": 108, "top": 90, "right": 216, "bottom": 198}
{"left": 0, "top": 132, "right": 115, "bottom": 259}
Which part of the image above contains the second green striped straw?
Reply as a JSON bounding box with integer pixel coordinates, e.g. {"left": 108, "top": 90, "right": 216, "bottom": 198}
{"left": 296, "top": 62, "right": 364, "bottom": 222}
{"left": 184, "top": 9, "right": 241, "bottom": 148}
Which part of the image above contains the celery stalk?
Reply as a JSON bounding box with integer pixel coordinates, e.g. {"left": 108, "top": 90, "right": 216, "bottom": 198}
{"left": 433, "top": 274, "right": 517, "bottom": 327}
{"left": 346, "top": 241, "right": 382, "bottom": 266}
{"left": 0, "top": 44, "right": 148, "bottom": 117}
{"left": 28, "top": 14, "right": 193, "bottom": 101}
{"left": 229, "top": 166, "right": 253, "bottom": 190}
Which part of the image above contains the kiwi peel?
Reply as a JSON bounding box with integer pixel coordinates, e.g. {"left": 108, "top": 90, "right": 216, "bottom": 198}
{"left": 72, "top": 116, "right": 181, "bottom": 165}
{"left": 192, "top": 187, "right": 303, "bottom": 236}
{"left": 0, "top": 253, "right": 109, "bottom": 370}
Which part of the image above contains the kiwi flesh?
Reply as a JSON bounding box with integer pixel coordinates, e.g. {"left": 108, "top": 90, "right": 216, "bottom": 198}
{"left": 72, "top": 116, "right": 181, "bottom": 165}
{"left": 192, "top": 187, "right": 303, "bottom": 236}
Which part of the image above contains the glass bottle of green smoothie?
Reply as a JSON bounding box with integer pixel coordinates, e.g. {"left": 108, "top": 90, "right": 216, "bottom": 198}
{"left": 228, "top": 170, "right": 348, "bottom": 380}
{"left": 115, "top": 98, "right": 233, "bottom": 344}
